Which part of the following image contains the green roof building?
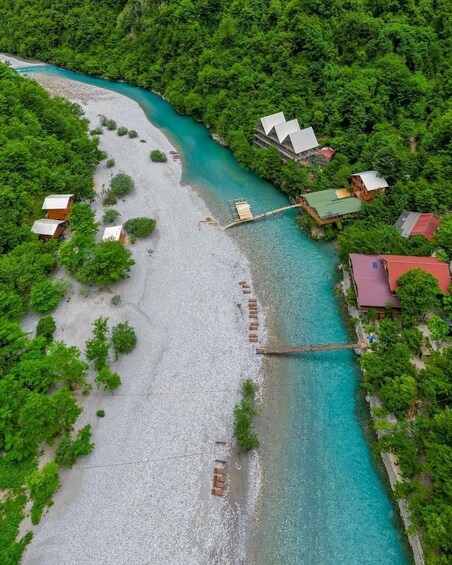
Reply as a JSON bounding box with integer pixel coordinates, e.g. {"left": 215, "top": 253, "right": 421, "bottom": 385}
{"left": 299, "top": 189, "right": 362, "bottom": 225}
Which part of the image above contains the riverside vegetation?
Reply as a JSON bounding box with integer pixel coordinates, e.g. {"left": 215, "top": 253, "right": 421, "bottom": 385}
{"left": 0, "top": 63, "right": 144, "bottom": 563}
{"left": 234, "top": 379, "right": 259, "bottom": 451}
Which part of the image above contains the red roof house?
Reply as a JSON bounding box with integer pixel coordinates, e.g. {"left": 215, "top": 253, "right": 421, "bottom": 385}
{"left": 395, "top": 211, "right": 440, "bottom": 241}
{"left": 381, "top": 255, "right": 450, "bottom": 294}
{"left": 349, "top": 254, "right": 400, "bottom": 310}
{"left": 410, "top": 214, "right": 440, "bottom": 240}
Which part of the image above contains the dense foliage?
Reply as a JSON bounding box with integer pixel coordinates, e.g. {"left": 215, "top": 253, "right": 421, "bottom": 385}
{"left": 0, "top": 64, "right": 101, "bottom": 562}
{"left": 362, "top": 318, "right": 452, "bottom": 562}
{"left": 0, "top": 63, "right": 101, "bottom": 255}
{"left": 0, "top": 0, "right": 450, "bottom": 216}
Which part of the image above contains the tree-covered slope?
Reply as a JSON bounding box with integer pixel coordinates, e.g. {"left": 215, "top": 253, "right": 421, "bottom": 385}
{"left": 0, "top": 0, "right": 450, "bottom": 215}
{"left": 0, "top": 63, "right": 100, "bottom": 562}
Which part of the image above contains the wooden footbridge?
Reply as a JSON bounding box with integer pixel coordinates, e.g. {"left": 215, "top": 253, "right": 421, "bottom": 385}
{"left": 256, "top": 342, "right": 367, "bottom": 355}
{"left": 224, "top": 199, "right": 302, "bottom": 229}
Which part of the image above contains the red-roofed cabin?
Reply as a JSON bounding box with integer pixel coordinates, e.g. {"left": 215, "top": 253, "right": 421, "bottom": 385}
{"left": 381, "top": 255, "right": 450, "bottom": 294}
{"left": 411, "top": 214, "right": 440, "bottom": 240}
{"left": 396, "top": 211, "right": 440, "bottom": 241}
{"left": 315, "top": 147, "right": 336, "bottom": 165}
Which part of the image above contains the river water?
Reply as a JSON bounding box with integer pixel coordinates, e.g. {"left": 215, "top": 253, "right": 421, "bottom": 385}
{"left": 21, "top": 65, "right": 411, "bottom": 564}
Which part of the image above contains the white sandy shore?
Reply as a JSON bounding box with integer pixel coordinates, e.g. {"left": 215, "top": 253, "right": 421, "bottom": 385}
{"left": 2, "top": 55, "right": 263, "bottom": 564}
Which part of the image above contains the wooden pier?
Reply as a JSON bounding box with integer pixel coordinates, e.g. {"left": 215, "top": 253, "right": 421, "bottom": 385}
{"left": 256, "top": 342, "right": 367, "bottom": 355}
{"left": 224, "top": 202, "right": 303, "bottom": 229}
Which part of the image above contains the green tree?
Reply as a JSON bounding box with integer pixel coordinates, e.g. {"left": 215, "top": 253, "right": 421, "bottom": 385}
{"left": 78, "top": 241, "right": 135, "bottom": 286}
{"left": 396, "top": 269, "right": 441, "bottom": 325}
{"left": 85, "top": 317, "right": 110, "bottom": 370}
{"left": 46, "top": 341, "right": 89, "bottom": 388}
{"left": 27, "top": 461, "right": 60, "bottom": 525}
{"left": 427, "top": 315, "right": 449, "bottom": 345}
{"left": 36, "top": 316, "right": 57, "bottom": 342}
{"left": 380, "top": 374, "right": 417, "bottom": 414}
{"left": 0, "top": 289, "right": 23, "bottom": 319}
{"left": 55, "top": 425, "right": 94, "bottom": 467}
{"left": 95, "top": 366, "right": 121, "bottom": 391}
{"left": 435, "top": 215, "right": 452, "bottom": 258}
{"left": 111, "top": 321, "right": 137, "bottom": 359}
{"left": 30, "top": 280, "right": 61, "bottom": 314}
{"left": 377, "top": 318, "right": 400, "bottom": 347}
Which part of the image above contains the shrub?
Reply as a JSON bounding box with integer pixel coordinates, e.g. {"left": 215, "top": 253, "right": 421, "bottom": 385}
{"left": 123, "top": 217, "right": 156, "bottom": 238}
{"left": 150, "top": 149, "right": 167, "bottom": 162}
{"left": 30, "top": 280, "right": 61, "bottom": 314}
{"left": 27, "top": 461, "right": 59, "bottom": 525}
{"left": 36, "top": 316, "right": 56, "bottom": 341}
{"left": 95, "top": 366, "right": 121, "bottom": 391}
{"left": 117, "top": 126, "right": 128, "bottom": 136}
{"left": 128, "top": 130, "right": 138, "bottom": 138}
{"left": 102, "top": 209, "right": 120, "bottom": 224}
{"left": 103, "top": 190, "right": 117, "bottom": 206}
{"left": 111, "top": 321, "right": 137, "bottom": 359}
{"left": 99, "top": 115, "right": 108, "bottom": 126}
{"left": 234, "top": 379, "right": 259, "bottom": 451}
{"left": 91, "top": 127, "right": 103, "bottom": 135}
{"left": 110, "top": 173, "right": 134, "bottom": 196}
{"left": 96, "top": 410, "right": 105, "bottom": 417}
{"left": 111, "top": 294, "right": 121, "bottom": 306}
{"left": 105, "top": 119, "right": 117, "bottom": 130}
{"left": 106, "top": 158, "right": 115, "bottom": 168}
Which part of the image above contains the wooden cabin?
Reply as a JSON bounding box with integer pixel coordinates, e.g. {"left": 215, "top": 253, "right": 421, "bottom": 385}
{"left": 298, "top": 189, "right": 362, "bottom": 225}
{"left": 102, "top": 225, "right": 126, "bottom": 244}
{"left": 351, "top": 171, "right": 388, "bottom": 202}
{"left": 254, "top": 112, "right": 319, "bottom": 164}
{"left": 42, "top": 194, "right": 74, "bottom": 221}
{"left": 31, "top": 219, "right": 66, "bottom": 240}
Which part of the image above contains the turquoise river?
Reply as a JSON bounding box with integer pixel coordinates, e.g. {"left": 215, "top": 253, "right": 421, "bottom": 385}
{"left": 21, "top": 65, "right": 411, "bottom": 564}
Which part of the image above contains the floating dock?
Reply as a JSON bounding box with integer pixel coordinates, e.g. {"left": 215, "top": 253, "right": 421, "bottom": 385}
{"left": 225, "top": 199, "right": 302, "bottom": 229}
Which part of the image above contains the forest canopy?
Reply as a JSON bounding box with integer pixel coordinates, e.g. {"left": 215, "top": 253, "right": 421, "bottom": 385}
{"left": 0, "top": 0, "right": 450, "bottom": 218}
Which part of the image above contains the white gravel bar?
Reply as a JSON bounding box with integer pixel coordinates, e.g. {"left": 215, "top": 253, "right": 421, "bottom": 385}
{"left": 2, "top": 55, "right": 263, "bottom": 565}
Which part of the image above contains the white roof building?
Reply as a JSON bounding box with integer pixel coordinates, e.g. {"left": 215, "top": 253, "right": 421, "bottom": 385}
{"left": 352, "top": 171, "right": 388, "bottom": 191}
{"left": 31, "top": 219, "right": 65, "bottom": 236}
{"left": 102, "top": 225, "right": 124, "bottom": 242}
{"left": 288, "top": 127, "right": 319, "bottom": 154}
{"left": 274, "top": 119, "right": 300, "bottom": 143}
{"left": 260, "top": 112, "right": 286, "bottom": 135}
{"left": 42, "top": 194, "right": 74, "bottom": 210}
